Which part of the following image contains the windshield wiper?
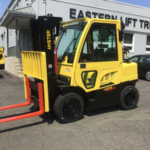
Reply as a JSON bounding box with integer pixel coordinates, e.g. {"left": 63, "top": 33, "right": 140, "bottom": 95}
{"left": 61, "top": 28, "right": 83, "bottom": 61}
{"left": 61, "top": 38, "right": 77, "bottom": 61}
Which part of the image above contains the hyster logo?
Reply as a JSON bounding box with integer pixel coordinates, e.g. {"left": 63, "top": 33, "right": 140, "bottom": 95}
{"left": 46, "top": 30, "right": 51, "bottom": 50}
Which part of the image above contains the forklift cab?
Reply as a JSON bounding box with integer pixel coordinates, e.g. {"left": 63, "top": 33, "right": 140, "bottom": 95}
{"left": 57, "top": 18, "right": 126, "bottom": 93}
{"left": 55, "top": 18, "right": 138, "bottom": 116}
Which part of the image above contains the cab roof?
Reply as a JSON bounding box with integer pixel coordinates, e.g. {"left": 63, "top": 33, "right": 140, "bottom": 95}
{"left": 61, "top": 17, "right": 121, "bottom": 26}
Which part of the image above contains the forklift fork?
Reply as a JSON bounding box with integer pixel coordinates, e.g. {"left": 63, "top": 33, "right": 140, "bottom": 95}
{"left": 0, "top": 78, "right": 45, "bottom": 123}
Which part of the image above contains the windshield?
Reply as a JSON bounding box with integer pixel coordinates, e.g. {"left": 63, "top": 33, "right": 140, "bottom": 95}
{"left": 56, "top": 23, "right": 84, "bottom": 63}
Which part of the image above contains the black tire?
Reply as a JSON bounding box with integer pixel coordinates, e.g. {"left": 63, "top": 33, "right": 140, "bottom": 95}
{"left": 145, "top": 70, "right": 150, "bottom": 81}
{"left": 120, "top": 86, "right": 139, "bottom": 110}
{"left": 54, "top": 93, "right": 84, "bottom": 123}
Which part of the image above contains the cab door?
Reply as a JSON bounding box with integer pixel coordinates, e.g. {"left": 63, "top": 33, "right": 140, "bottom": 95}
{"left": 75, "top": 22, "right": 122, "bottom": 109}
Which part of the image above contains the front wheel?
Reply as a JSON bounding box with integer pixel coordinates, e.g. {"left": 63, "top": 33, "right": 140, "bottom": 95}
{"left": 54, "top": 93, "right": 84, "bottom": 123}
{"left": 145, "top": 70, "right": 150, "bottom": 81}
{"left": 120, "top": 86, "right": 139, "bottom": 110}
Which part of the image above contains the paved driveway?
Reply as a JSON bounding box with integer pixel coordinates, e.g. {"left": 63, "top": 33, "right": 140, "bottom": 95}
{"left": 0, "top": 69, "right": 150, "bottom": 150}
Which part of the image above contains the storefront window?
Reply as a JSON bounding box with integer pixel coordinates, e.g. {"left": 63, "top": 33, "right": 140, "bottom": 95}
{"left": 146, "top": 36, "right": 150, "bottom": 53}
{"left": 124, "top": 33, "right": 133, "bottom": 44}
{"left": 123, "top": 33, "right": 134, "bottom": 53}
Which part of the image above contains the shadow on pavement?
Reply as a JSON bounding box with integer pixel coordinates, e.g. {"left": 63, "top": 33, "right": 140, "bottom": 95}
{"left": 0, "top": 121, "right": 48, "bottom": 134}
{"left": 0, "top": 105, "right": 121, "bottom": 129}
{"left": 0, "top": 106, "right": 55, "bottom": 133}
{"left": 0, "top": 74, "right": 4, "bottom": 79}
{"left": 0, "top": 64, "right": 4, "bottom": 69}
{"left": 84, "top": 105, "right": 120, "bottom": 117}
{"left": 57, "top": 105, "right": 120, "bottom": 124}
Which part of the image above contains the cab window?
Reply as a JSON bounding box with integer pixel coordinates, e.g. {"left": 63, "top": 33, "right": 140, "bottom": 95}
{"left": 79, "top": 23, "right": 118, "bottom": 62}
{"left": 81, "top": 71, "right": 97, "bottom": 89}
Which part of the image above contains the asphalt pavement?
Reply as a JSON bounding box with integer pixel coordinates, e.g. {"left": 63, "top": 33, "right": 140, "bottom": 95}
{"left": 0, "top": 69, "right": 150, "bottom": 150}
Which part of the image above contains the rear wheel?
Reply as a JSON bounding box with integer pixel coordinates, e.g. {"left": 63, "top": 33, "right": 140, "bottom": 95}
{"left": 54, "top": 93, "right": 84, "bottom": 123}
{"left": 145, "top": 70, "right": 150, "bottom": 81}
{"left": 120, "top": 86, "right": 139, "bottom": 110}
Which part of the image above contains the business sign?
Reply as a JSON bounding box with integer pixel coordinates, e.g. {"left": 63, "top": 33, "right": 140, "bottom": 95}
{"left": 70, "top": 8, "right": 150, "bottom": 29}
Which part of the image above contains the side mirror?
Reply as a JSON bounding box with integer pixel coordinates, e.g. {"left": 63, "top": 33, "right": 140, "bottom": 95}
{"left": 121, "top": 21, "right": 125, "bottom": 30}
{"left": 119, "top": 30, "right": 124, "bottom": 42}
{"left": 79, "top": 21, "right": 87, "bottom": 27}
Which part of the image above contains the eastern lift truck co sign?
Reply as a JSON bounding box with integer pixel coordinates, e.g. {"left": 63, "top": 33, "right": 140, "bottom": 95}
{"left": 70, "top": 8, "right": 150, "bottom": 29}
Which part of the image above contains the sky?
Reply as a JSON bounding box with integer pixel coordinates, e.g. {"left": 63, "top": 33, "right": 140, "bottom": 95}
{"left": 0, "top": 0, "right": 11, "bottom": 17}
{"left": 0, "top": 0, "right": 150, "bottom": 17}
{"left": 115, "top": 0, "right": 150, "bottom": 8}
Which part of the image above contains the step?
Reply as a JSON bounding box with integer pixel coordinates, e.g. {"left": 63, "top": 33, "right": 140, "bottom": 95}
{"left": 15, "top": 62, "right": 22, "bottom": 67}
{"left": 15, "top": 65, "right": 23, "bottom": 72}
{"left": 15, "top": 62, "right": 22, "bottom": 66}
{"left": 18, "top": 74, "right": 24, "bottom": 78}
{"left": 17, "top": 70, "right": 23, "bottom": 74}
{"left": 14, "top": 59, "right": 22, "bottom": 63}
{"left": 15, "top": 59, "right": 23, "bottom": 78}
{"left": 16, "top": 66, "right": 22, "bottom": 70}
{"left": 15, "top": 64, "right": 22, "bottom": 68}
{"left": 17, "top": 72, "right": 23, "bottom": 77}
{"left": 15, "top": 62, "right": 22, "bottom": 65}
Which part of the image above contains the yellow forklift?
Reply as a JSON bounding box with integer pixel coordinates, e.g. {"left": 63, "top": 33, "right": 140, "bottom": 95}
{"left": 0, "top": 47, "right": 5, "bottom": 69}
{"left": 0, "top": 16, "right": 139, "bottom": 123}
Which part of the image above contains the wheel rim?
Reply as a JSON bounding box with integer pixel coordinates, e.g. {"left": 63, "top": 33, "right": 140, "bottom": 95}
{"left": 124, "top": 91, "right": 136, "bottom": 106}
{"left": 146, "top": 71, "right": 150, "bottom": 80}
{"left": 63, "top": 98, "right": 81, "bottom": 120}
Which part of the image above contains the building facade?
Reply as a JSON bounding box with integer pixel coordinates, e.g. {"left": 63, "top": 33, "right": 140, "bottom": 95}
{"left": 0, "top": 0, "right": 150, "bottom": 76}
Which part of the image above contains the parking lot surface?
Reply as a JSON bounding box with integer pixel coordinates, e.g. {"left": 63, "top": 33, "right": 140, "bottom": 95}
{"left": 0, "top": 69, "right": 150, "bottom": 150}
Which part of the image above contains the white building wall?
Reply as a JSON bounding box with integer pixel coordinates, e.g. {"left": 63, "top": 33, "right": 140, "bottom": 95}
{"left": 18, "top": 0, "right": 33, "bottom": 8}
{"left": 32, "top": 0, "right": 45, "bottom": 17}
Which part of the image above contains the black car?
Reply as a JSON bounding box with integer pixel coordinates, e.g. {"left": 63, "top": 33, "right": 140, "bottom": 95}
{"left": 129, "top": 55, "right": 150, "bottom": 81}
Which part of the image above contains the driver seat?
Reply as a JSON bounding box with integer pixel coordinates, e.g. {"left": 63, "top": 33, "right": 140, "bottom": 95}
{"left": 91, "top": 48, "right": 104, "bottom": 61}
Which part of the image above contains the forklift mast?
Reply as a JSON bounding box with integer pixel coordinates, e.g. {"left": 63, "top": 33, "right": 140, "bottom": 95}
{"left": 30, "top": 16, "right": 62, "bottom": 90}
{"left": 0, "top": 16, "right": 62, "bottom": 123}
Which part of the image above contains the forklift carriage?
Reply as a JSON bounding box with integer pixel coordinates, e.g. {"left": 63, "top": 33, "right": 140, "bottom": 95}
{"left": 0, "top": 16, "right": 139, "bottom": 123}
